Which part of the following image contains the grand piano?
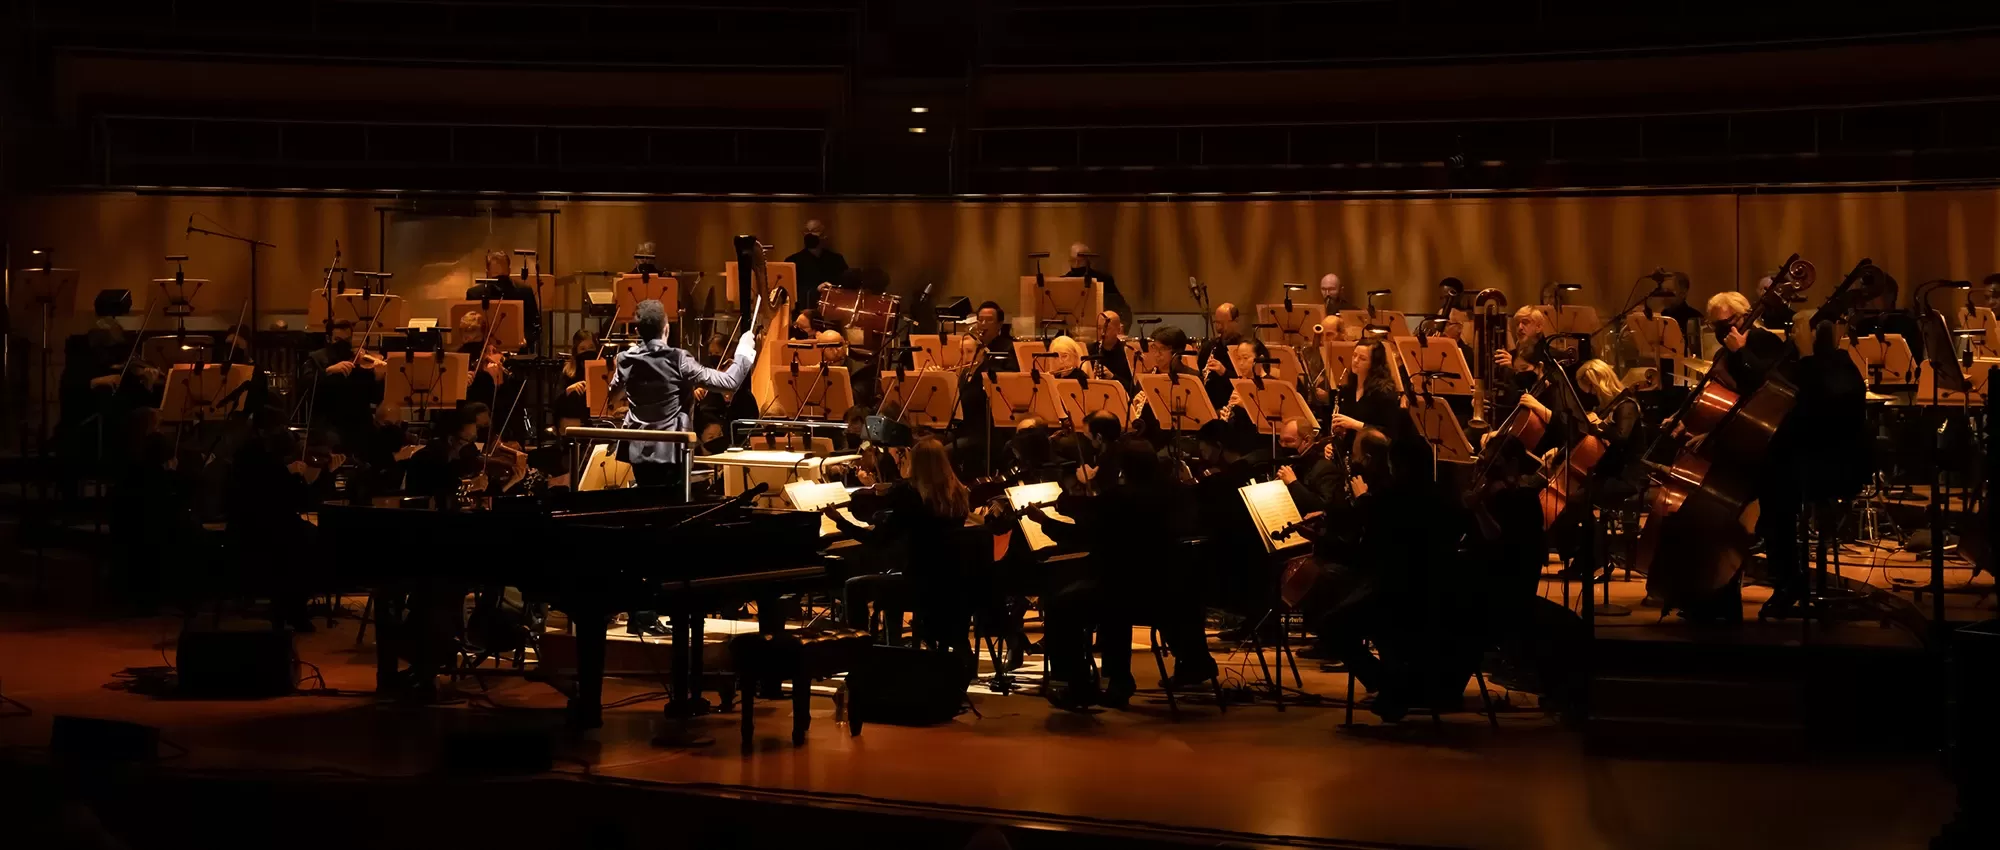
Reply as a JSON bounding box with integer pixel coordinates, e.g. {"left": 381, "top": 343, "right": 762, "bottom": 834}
{"left": 319, "top": 484, "right": 830, "bottom": 728}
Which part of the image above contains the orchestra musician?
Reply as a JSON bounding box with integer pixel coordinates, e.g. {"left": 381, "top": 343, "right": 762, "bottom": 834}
{"left": 1655, "top": 272, "right": 1704, "bottom": 333}
{"left": 465, "top": 249, "right": 541, "bottom": 352}
{"left": 1275, "top": 417, "right": 1343, "bottom": 514}
{"left": 225, "top": 403, "right": 324, "bottom": 632}
{"left": 1206, "top": 302, "right": 1245, "bottom": 369}
{"left": 302, "top": 319, "right": 383, "bottom": 450}
{"left": 972, "top": 301, "right": 1018, "bottom": 369}
{"left": 785, "top": 219, "right": 850, "bottom": 295}
{"left": 1494, "top": 305, "right": 1551, "bottom": 387}
{"left": 1085, "top": 311, "right": 1137, "bottom": 391}
{"left": 1320, "top": 273, "right": 1351, "bottom": 314}
{"left": 1064, "top": 242, "right": 1132, "bottom": 322}
{"left": 1047, "top": 335, "right": 1088, "bottom": 379}
{"left": 824, "top": 438, "right": 977, "bottom": 673}
{"left": 1130, "top": 326, "right": 1210, "bottom": 445}
{"left": 557, "top": 328, "right": 602, "bottom": 430}
{"left": 608, "top": 299, "right": 759, "bottom": 489}
{"left": 631, "top": 242, "right": 661, "bottom": 277}
{"left": 1328, "top": 338, "right": 1401, "bottom": 436}
{"left": 1757, "top": 321, "right": 1870, "bottom": 619}
{"left": 1546, "top": 359, "right": 1643, "bottom": 579}
{"left": 1705, "top": 291, "right": 1785, "bottom": 395}
{"left": 1027, "top": 436, "right": 1217, "bottom": 709}
{"left": 816, "top": 327, "right": 879, "bottom": 409}
{"left": 1291, "top": 427, "right": 1440, "bottom": 720}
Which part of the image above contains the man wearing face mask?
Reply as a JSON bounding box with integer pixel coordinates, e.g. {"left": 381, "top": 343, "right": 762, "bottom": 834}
{"left": 785, "top": 219, "right": 850, "bottom": 294}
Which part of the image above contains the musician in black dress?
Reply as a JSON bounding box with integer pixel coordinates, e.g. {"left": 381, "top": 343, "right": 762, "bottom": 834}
{"left": 1327, "top": 338, "right": 1401, "bottom": 437}
{"left": 465, "top": 250, "right": 541, "bottom": 352}
{"left": 1546, "top": 359, "right": 1643, "bottom": 578}
{"left": 609, "top": 299, "right": 758, "bottom": 489}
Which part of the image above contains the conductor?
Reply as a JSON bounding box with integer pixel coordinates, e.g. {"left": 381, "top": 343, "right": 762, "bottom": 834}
{"left": 609, "top": 299, "right": 759, "bottom": 489}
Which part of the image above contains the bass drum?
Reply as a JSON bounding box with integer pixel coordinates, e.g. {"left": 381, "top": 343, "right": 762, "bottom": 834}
{"left": 818, "top": 286, "right": 900, "bottom": 357}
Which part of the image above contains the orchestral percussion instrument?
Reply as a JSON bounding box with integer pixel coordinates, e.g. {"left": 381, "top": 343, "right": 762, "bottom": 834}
{"left": 818, "top": 285, "right": 900, "bottom": 357}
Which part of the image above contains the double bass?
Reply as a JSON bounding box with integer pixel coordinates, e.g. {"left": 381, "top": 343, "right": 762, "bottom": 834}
{"left": 1636, "top": 255, "right": 1816, "bottom": 608}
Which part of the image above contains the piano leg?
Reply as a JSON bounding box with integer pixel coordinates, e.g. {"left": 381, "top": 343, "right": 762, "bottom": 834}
{"left": 373, "top": 590, "right": 404, "bottom": 694}
{"left": 569, "top": 604, "right": 606, "bottom": 729}
{"left": 667, "top": 605, "right": 695, "bottom": 718}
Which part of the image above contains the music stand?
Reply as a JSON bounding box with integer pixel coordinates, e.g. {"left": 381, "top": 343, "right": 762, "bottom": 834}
{"left": 1846, "top": 333, "right": 1917, "bottom": 387}
{"left": 1394, "top": 336, "right": 1474, "bottom": 395}
{"left": 770, "top": 363, "right": 854, "bottom": 420}
{"left": 1256, "top": 303, "right": 1326, "bottom": 349}
{"left": 448, "top": 300, "right": 525, "bottom": 351}
{"left": 723, "top": 261, "right": 797, "bottom": 310}
{"left": 1338, "top": 309, "right": 1412, "bottom": 339}
{"left": 878, "top": 370, "right": 957, "bottom": 428}
{"left": 584, "top": 358, "right": 616, "bottom": 418}
{"left": 1916, "top": 357, "right": 2000, "bottom": 405}
{"left": 1264, "top": 344, "right": 1305, "bottom": 381}
{"left": 159, "top": 363, "right": 252, "bottom": 423}
{"left": 1018, "top": 275, "right": 1101, "bottom": 332}
{"left": 984, "top": 371, "right": 1065, "bottom": 427}
{"left": 612, "top": 273, "right": 679, "bottom": 327}
{"left": 1012, "top": 338, "right": 1049, "bottom": 368}
{"left": 1542, "top": 304, "right": 1601, "bottom": 336}
{"left": 1054, "top": 376, "right": 1132, "bottom": 427}
{"left": 1321, "top": 339, "right": 1407, "bottom": 392}
{"left": 908, "top": 333, "right": 970, "bottom": 372}
{"left": 380, "top": 351, "right": 470, "bottom": 420}
{"left": 1136, "top": 372, "right": 1218, "bottom": 433}
{"left": 1405, "top": 393, "right": 1475, "bottom": 465}
{"left": 1231, "top": 378, "right": 1316, "bottom": 435}
{"left": 578, "top": 444, "right": 636, "bottom": 491}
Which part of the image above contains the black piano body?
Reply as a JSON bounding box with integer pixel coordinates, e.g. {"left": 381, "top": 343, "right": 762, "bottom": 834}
{"left": 319, "top": 489, "right": 827, "bottom": 727}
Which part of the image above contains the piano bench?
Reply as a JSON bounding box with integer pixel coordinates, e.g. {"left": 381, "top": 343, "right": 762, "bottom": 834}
{"left": 725, "top": 629, "right": 872, "bottom": 753}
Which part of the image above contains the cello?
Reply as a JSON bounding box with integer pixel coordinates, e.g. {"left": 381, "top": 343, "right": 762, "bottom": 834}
{"left": 1635, "top": 255, "right": 1817, "bottom": 609}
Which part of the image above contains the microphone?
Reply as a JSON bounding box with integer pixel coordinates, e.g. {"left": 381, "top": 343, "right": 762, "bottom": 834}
{"left": 186, "top": 214, "right": 194, "bottom": 235}
{"left": 1188, "top": 276, "right": 1200, "bottom": 303}
{"left": 1649, "top": 267, "right": 1668, "bottom": 284}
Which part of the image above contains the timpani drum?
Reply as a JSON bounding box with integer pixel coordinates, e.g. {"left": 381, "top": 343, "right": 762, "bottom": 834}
{"left": 818, "top": 285, "right": 901, "bottom": 357}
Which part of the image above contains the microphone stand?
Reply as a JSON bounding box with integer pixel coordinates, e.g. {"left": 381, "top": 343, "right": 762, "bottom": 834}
{"left": 188, "top": 222, "right": 276, "bottom": 333}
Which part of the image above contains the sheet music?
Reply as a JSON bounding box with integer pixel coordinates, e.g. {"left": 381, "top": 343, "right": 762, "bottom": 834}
{"left": 784, "top": 480, "right": 868, "bottom": 536}
{"left": 1238, "top": 479, "right": 1307, "bottom": 553}
{"left": 1006, "top": 481, "right": 1070, "bottom": 552}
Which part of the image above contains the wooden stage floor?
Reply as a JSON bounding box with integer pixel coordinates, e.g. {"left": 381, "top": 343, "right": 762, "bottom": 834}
{"left": 0, "top": 591, "right": 1962, "bottom": 850}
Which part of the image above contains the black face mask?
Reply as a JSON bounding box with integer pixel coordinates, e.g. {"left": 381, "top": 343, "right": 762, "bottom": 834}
{"left": 803, "top": 233, "right": 821, "bottom": 251}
